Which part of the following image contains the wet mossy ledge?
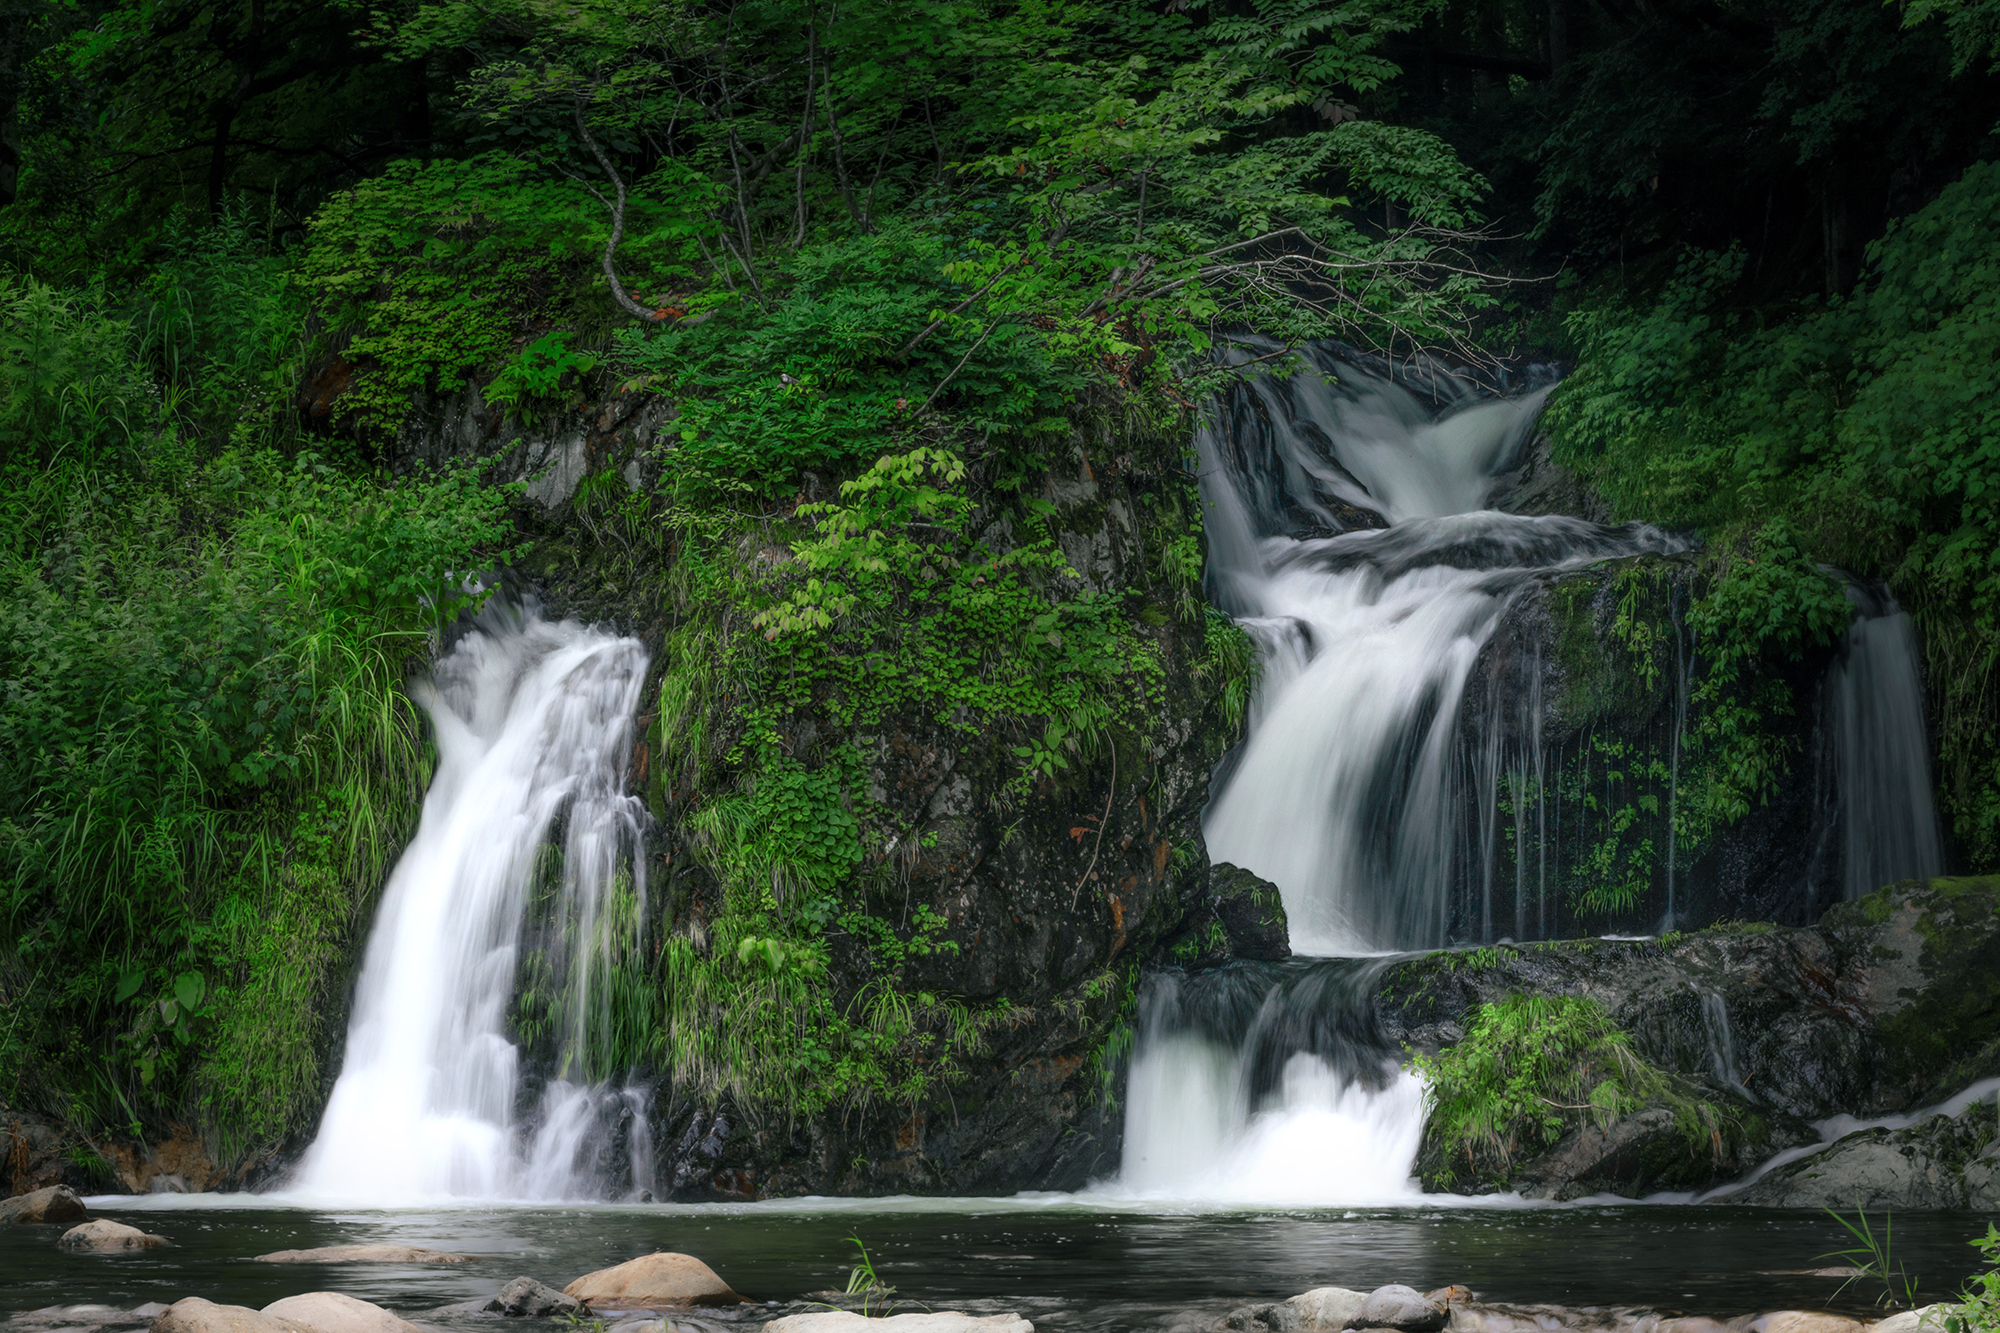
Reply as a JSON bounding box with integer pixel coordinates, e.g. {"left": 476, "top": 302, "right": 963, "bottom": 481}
{"left": 1383, "top": 876, "right": 2000, "bottom": 1202}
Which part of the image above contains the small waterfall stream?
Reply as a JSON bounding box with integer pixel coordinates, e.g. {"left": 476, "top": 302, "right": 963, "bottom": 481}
{"left": 1115, "top": 345, "right": 1950, "bottom": 1202}
{"left": 1832, "top": 585, "right": 1943, "bottom": 899}
{"left": 295, "top": 603, "right": 652, "bottom": 1202}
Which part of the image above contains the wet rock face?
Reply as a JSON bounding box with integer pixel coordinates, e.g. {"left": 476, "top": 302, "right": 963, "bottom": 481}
{"left": 1452, "top": 555, "right": 1844, "bottom": 943}
{"left": 512, "top": 404, "right": 1246, "bottom": 1202}
{"left": 1160, "top": 864, "right": 1292, "bottom": 967}
{"left": 1380, "top": 877, "right": 2000, "bottom": 1201}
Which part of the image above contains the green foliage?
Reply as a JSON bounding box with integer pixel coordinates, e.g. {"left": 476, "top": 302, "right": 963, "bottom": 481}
{"left": 1821, "top": 1206, "right": 1922, "bottom": 1310}
{"left": 0, "top": 248, "right": 514, "bottom": 1146}
{"left": 1941, "top": 1225, "right": 2000, "bottom": 1333}
{"left": 1547, "top": 161, "right": 2000, "bottom": 859}
{"left": 1409, "top": 993, "right": 1728, "bottom": 1190}
{"left": 842, "top": 1234, "right": 896, "bottom": 1312}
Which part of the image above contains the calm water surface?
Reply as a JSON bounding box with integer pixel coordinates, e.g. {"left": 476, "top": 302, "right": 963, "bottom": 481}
{"left": 4, "top": 1199, "right": 1997, "bottom": 1328}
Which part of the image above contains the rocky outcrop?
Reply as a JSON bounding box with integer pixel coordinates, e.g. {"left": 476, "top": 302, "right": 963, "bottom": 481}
{"left": 1382, "top": 876, "right": 2000, "bottom": 1199}
{"left": 0, "top": 1183, "right": 88, "bottom": 1224}
{"left": 58, "top": 1219, "right": 169, "bottom": 1251}
{"left": 564, "top": 1252, "right": 745, "bottom": 1308}
{"left": 1731, "top": 1110, "right": 2000, "bottom": 1209}
{"left": 1160, "top": 864, "right": 1291, "bottom": 967}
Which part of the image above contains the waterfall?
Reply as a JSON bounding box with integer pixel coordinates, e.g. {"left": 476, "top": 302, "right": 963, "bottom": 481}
{"left": 1114, "top": 961, "right": 1428, "bottom": 1204}
{"left": 1115, "top": 348, "right": 1680, "bottom": 1200}
{"left": 1200, "top": 348, "right": 1677, "bottom": 955}
{"left": 1832, "top": 585, "right": 1943, "bottom": 898}
{"left": 294, "top": 602, "right": 653, "bottom": 1203}
{"left": 1115, "top": 345, "right": 1951, "bottom": 1202}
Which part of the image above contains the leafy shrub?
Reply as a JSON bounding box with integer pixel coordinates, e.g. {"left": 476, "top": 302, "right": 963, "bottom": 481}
{"left": 1409, "top": 993, "right": 1732, "bottom": 1190}
{"left": 1545, "top": 160, "right": 2000, "bottom": 862}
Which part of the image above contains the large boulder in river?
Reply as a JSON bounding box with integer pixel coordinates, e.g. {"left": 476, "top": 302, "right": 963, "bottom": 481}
{"left": 262, "top": 1293, "right": 423, "bottom": 1333}
{"left": 254, "top": 1243, "right": 469, "bottom": 1263}
{"left": 150, "top": 1299, "right": 313, "bottom": 1333}
{"left": 764, "top": 1314, "right": 1032, "bottom": 1333}
{"left": 58, "top": 1219, "right": 170, "bottom": 1251}
{"left": 1161, "top": 863, "right": 1292, "bottom": 966}
{"left": 0, "top": 1184, "right": 88, "bottom": 1224}
{"left": 564, "top": 1251, "right": 744, "bottom": 1308}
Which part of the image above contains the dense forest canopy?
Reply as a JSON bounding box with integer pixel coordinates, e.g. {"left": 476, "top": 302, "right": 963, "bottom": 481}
{"left": 0, "top": 0, "right": 1995, "bottom": 1166}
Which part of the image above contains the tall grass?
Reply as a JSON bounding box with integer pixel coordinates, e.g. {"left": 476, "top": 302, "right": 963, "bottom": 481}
{"left": 0, "top": 239, "right": 512, "bottom": 1159}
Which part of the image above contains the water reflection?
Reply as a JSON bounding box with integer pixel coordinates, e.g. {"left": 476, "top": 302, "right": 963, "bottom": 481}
{"left": 4, "top": 1200, "right": 1995, "bottom": 1328}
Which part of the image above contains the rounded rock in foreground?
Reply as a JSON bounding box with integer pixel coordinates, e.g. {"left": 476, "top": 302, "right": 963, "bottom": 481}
{"left": 1744, "top": 1315, "right": 1867, "bottom": 1333}
{"left": 1288, "top": 1290, "right": 1367, "bottom": 1332}
{"left": 0, "top": 1185, "right": 90, "bottom": 1226}
{"left": 252, "top": 1244, "right": 469, "bottom": 1263}
{"left": 1867, "top": 1308, "right": 1958, "bottom": 1333}
{"left": 58, "top": 1219, "right": 170, "bottom": 1252}
{"left": 1345, "top": 1286, "right": 1446, "bottom": 1333}
{"left": 148, "top": 1297, "right": 315, "bottom": 1333}
{"left": 261, "top": 1292, "right": 423, "bottom": 1333}
{"left": 763, "top": 1313, "right": 1033, "bottom": 1333}
{"left": 564, "top": 1252, "right": 744, "bottom": 1309}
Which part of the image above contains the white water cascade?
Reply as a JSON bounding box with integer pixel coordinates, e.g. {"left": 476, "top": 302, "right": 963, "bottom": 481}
{"left": 1115, "top": 344, "right": 1952, "bottom": 1203}
{"left": 1832, "top": 584, "right": 1943, "bottom": 899}
{"left": 294, "top": 602, "right": 653, "bottom": 1203}
{"left": 1202, "top": 350, "right": 1677, "bottom": 954}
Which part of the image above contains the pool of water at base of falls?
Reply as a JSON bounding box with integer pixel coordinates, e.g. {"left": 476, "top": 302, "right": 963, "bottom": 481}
{"left": 6, "top": 1200, "right": 1997, "bottom": 1327}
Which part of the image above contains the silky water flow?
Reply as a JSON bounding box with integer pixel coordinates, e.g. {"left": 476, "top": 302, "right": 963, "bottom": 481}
{"left": 295, "top": 602, "right": 652, "bottom": 1203}
{"left": 1114, "top": 346, "right": 1941, "bottom": 1202}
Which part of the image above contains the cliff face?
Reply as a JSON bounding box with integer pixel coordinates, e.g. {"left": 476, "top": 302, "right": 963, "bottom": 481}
{"left": 385, "top": 377, "right": 1253, "bottom": 1198}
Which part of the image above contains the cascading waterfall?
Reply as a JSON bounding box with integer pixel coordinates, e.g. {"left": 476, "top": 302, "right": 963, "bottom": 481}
{"left": 1201, "top": 348, "right": 1677, "bottom": 955}
{"left": 1116, "top": 344, "right": 1951, "bottom": 1203}
{"left": 294, "top": 601, "right": 653, "bottom": 1203}
{"left": 1116, "top": 960, "right": 1427, "bottom": 1203}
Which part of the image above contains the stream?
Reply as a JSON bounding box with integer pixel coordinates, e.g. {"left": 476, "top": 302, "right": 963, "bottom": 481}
{"left": 6, "top": 1199, "right": 1998, "bottom": 1327}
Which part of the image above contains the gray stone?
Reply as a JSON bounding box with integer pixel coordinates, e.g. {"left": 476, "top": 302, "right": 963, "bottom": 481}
{"left": 763, "top": 1316, "right": 1032, "bottom": 1333}
{"left": 13, "top": 1308, "right": 129, "bottom": 1327}
{"left": 1867, "top": 1308, "right": 1958, "bottom": 1333}
{"left": 486, "top": 1279, "right": 581, "bottom": 1318}
{"left": 1216, "top": 1305, "right": 1299, "bottom": 1333}
{"left": 1288, "top": 1291, "right": 1368, "bottom": 1332}
{"left": 1347, "top": 1288, "right": 1447, "bottom": 1333}
{"left": 1740, "top": 1315, "right": 1865, "bottom": 1333}
{"left": 57, "top": 1220, "right": 170, "bottom": 1252}
{"left": 0, "top": 1185, "right": 88, "bottom": 1225}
